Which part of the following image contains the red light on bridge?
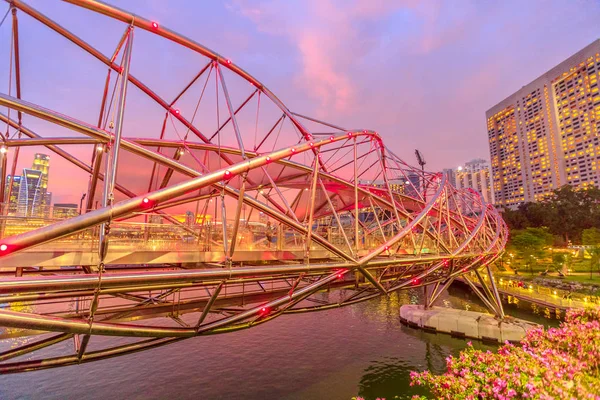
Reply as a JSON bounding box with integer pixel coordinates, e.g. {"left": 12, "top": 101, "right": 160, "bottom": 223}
{"left": 0, "top": 244, "right": 7, "bottom": 252}
{"left": 171, "top": 108, "right": 180, "bottom": 115}
{"left": 347, "top": 132, "right": 353, "bottom": 137}
{"left": 309, "top": 142, "right": 314, "bottom": 147}
{"left": 260, "top": 306, "right": 269, "bottom": 314}
{"left": 141, "top": 197, "right": 155, "bottom": 208}
{"left": 266, "top": 156, "right": 271, "bottom": 163}
{"left": 330, "top": 136, "right": 335, "bottom": 141}
{"left": 225, "top": 59, "right": 232, "bottom": 65}
{"left": 462, "top": 268, "right": 468, "bottom": 272}
{"left": 151, "top": 21, "right": 159, "bottom": 29}
{"left": 412, "top": 278, "right": 419, "bottom": 284}
{"left": 224, "top": 170, "right": 232, "bottom": 178}
{"left": 290, "top": 148, "right": 296, "bottom": 153}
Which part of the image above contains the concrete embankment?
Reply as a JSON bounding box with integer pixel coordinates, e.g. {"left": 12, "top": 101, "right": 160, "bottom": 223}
{"left": 400, "top": 305, "right": 540, "bottom": 343}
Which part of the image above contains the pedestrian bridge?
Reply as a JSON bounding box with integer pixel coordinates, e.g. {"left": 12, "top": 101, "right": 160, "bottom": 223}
{"left": 0, "top": 0, "right": 507, "bottom": 373}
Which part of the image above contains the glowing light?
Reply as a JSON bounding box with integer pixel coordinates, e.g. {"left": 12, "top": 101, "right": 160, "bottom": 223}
{"left": 309, "top": 142, "right": 314, "bottom": 147}
{"left": 0, "top": 146, "right": 7, "bottom": 154}
{"left": 151, "top": 21, "right": 159, "bottom": 29}
{"left": 172, "top": 108, "right": 180, "bottom": 115}
{"left": 457, "top": 166, "right": 463, "bottom": 171}
{"left": 405, "top": 180, "right": 410, "bottom": 184}
{"left": 553, "top": 290, "right": 557, "bottom": 295}
{"left": 330, "top": 136, "right": 335, "bottom": 141}
{"left": 291, "top": 148, "right": 296, "bottom": 153}
{"left": 225, "top": 59, "right": 232, "bottom": 65}
{"left": 143, "top": 198, "right": 150, "bottom": 204}
{"left": 266, "top": 156, "right": 271, "bottom": 163}
{"left": 337, "top": 273, "right": 343, "bottom": 279}
{"left": 347, "top": 132, "right": 353, "bottom": 137}
{"left": 0, "top": 244, "right": 7, "bottom": 252}
{"left": 363, "top": 130, "right": 367, "bottom": 134}
{"left": 224, "top": 170, "right": 232, "bottom": 178}
{"left": 529, "top": 285, "right": 533, "bottom": 289}
{"left": 412, "top": 278, "right": 418, "bottom": 284}
{"left": 96, "top": 145, "right": 103, "bottom": 152}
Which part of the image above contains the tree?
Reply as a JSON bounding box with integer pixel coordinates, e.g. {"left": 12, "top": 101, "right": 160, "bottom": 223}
{"left": 544, "top": 186, "right": 589, "bottom": 243}
{"left": 501, "top": 185, "right": 600, "bottom": 244}
{"left": 510, "top": 228, "right": 552, "bottom": 275}
{"left": 582, "top": 227, "right": 600, "bottom": 279}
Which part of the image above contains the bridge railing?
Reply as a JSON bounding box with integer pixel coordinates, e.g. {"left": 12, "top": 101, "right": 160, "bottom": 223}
{"left": 0, "top": 207, "right": 442, "bottom": 257}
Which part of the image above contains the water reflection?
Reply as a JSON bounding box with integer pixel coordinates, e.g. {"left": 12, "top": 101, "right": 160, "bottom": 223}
{"left": 0, "top": 286, "right": 552, "bottom": 400}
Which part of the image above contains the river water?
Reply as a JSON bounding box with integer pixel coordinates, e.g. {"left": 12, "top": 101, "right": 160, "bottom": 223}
{"left": 1, "top": 287, "right": 551, "bottom": 400}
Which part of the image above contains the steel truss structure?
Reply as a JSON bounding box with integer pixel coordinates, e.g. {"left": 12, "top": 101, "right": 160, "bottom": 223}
{"left": 0, "top": 0, "right": 508, "bottom": 373}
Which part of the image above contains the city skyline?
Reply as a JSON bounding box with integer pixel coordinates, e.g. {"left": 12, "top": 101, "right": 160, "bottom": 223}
{"left": 1, "top": 0, "right": 599, "bottom": 204}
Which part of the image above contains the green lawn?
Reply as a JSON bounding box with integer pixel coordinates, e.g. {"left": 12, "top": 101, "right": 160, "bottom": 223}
{"left": 497, "top": 258, "right": 600, "bottom": 286}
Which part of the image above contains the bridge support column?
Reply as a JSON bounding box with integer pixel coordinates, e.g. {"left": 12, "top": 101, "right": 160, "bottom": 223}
{"left": 463, "top": 267, "right": 505, "bottom": 320}
{"left": 80, "top": 26, "right": 135, "bottom": 360}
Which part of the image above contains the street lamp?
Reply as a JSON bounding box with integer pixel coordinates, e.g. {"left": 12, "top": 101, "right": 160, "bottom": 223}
{"left": 79, "top": 193, "right": 87, "bottom": 215}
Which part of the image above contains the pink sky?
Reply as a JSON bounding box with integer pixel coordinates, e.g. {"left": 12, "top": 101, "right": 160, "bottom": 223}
{"left": 0, "top": 0, "right": 599, "bottom": 204}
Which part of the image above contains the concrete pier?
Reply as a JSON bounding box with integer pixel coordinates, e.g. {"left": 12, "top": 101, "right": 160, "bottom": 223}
{"left": 400, "top": 305, "right": 540, "bottom": 343}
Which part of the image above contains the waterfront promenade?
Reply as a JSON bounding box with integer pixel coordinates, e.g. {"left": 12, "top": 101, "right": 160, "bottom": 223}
{"left": 459, "top": 271, "right": 599, "bottom": 312}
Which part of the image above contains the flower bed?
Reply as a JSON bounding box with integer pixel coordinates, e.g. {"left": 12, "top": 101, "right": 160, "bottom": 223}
{"left": 409, "top": 308, "right": 600, "bottom": 399}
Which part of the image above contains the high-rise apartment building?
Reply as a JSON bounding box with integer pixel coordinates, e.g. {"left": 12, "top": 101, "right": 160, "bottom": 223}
{"left": 486, "top": 39, "right": 600, "bottom": 208}
{"left": 455, "top": 159, "right": 494, "bottom": 205}
{"left": 443, "top": 159, "right": 494, "bottom": 213}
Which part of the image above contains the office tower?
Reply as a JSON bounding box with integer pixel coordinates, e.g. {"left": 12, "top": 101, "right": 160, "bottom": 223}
{"left": 17, "top": 169, "right": 43, "bottom": 216}
{"left": 5, "top": 175, "right": 21, "bottom": 214}
{"left": 486, "top": 39, "right": 600, "bottom": 208}
{"left": 31, "top": 153, "right": 50, "bottom": 216}
{"left": 44, "top": 192, "right": 52, "bottom": 211}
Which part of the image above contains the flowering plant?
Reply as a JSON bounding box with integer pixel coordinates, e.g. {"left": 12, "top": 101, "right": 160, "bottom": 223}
{"left": 410, "top": 308, "right": 600, "bottom": 399}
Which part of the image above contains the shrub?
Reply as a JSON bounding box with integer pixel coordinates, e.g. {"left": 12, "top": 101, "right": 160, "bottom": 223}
{"left": 410, "top": 308, "right": 600, "bottom": 399}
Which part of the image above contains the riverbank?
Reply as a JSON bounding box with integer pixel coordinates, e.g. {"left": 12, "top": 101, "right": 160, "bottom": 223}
{"left": 400, "top": 305, "right": 539, "bottom": 343}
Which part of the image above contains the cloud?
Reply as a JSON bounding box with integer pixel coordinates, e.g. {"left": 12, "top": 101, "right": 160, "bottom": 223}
{"left": 229, "top": 0, "right": 415, "bottom": 115}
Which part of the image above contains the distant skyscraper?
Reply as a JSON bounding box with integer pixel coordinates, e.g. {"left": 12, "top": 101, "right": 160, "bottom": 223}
{"left": 486, "top": 39, "right": 600, "bottom": 208}
{"left": 31, "top": 153, "right": 50, "bottom": 216}
{"left": 5, "top": 175, "right": 21, "bottom": 214}
{"left": 17, "top": 168, "right": 43, "bottom": 216}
